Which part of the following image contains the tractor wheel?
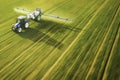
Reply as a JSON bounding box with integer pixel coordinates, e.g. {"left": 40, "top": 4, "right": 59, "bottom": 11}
{"left": 25, "top": 23, "right": 29, "bottom": 28}
{"left": 17, "top": 28, "right": 22, "bottom": 32}
{"left": 37, "top": 16, "right": 40, "bottom": 21}
{"left": 12, "top": 26, "right": 16, "bottom": 31}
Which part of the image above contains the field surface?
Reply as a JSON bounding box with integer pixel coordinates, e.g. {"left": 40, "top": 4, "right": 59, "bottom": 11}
{"left": 0, "top": 0, "right": 120, "bottom": 80}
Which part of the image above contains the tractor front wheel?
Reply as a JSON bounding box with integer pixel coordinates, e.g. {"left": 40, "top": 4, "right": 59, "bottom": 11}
{"left": 17, "top": 28, "right": 22, "bottom": 32}
{"left": 36, "top": 16, "right": 41, "bottom": 21}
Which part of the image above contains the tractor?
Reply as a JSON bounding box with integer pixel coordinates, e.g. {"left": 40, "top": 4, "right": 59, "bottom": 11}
{"left": 12, "top": 16, "right": 29, "bottom": 32}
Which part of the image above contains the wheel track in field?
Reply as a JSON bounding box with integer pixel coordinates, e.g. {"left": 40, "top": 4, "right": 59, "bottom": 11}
{"left": 97, "top": 4, "right": 120, "bottom": 80}
{"left": 101, "top": 23, "right": 120, "bottom": 80}
{"left": 80, "top": 2, "right": 120, "bottom": 79}
{"left": 72, "top": 19, "right": 109, "bottom": 79}
{"left": 41, "top": 0, "right": 110, "bottom": 79}
{"left": 101, "top": 6, "right": 120, "bottom": 80}
{"left": 85, "top": 3, "right": 120, "bottom": 80}
{"left": 64, "top": 1, "right": 119, "bottom": 79}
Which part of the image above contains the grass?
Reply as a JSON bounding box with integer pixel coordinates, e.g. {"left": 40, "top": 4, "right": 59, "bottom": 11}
{"left": 0, "top": 0, "right": 120, "bottom": 80}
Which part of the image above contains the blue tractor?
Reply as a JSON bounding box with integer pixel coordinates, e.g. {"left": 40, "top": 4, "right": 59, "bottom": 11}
{"left": 12, "top": 16, "right": 29, "bottom": 32}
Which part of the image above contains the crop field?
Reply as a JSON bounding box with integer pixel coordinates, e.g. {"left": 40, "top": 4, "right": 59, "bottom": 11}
{"left": 0, "top": 0, "right": 120, "bottom": 80}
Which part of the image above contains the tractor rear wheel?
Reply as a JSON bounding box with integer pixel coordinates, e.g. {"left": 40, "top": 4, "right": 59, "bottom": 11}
{"left": 25, "top": 23, "right": 29, "bottom": 28}
{"left": 37, "top": 16, "right": 40, "bottom": 21}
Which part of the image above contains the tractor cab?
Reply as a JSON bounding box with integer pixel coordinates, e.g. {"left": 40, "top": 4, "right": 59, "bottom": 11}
{"left": 17, "top": 16, "right": 26, "bottom": 23}
{"left": 16, "top": 16, "right": 27, "bottom": 27}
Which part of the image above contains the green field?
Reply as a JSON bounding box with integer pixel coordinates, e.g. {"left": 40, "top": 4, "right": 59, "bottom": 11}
{"left": 0, "top": 0, "right": 120, "bottom": 80}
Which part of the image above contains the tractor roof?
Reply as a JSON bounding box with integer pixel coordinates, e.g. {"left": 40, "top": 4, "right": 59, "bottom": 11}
{"left": 18, "top": 16, "right": 26, "bottom": 19}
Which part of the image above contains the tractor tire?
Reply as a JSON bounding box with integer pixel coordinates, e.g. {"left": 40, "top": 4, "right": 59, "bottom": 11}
{"left": 12, "top": 26, "right": 16, "bottom": 31}
{"left": 17, "top": 27, "right": 22, "bottom": 32}
{"left": 37, "top": 16, "right": 40, "bottom": 21}
{"left": 25, "top": 23, "right": 29, "bottom": 28}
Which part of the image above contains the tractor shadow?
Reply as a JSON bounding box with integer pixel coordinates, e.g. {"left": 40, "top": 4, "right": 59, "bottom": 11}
{"left": 17, "top": 19, "right": 79, "bottom": 49}
{"left": 17, "top": 28, "right": 63, "bottom": 49}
